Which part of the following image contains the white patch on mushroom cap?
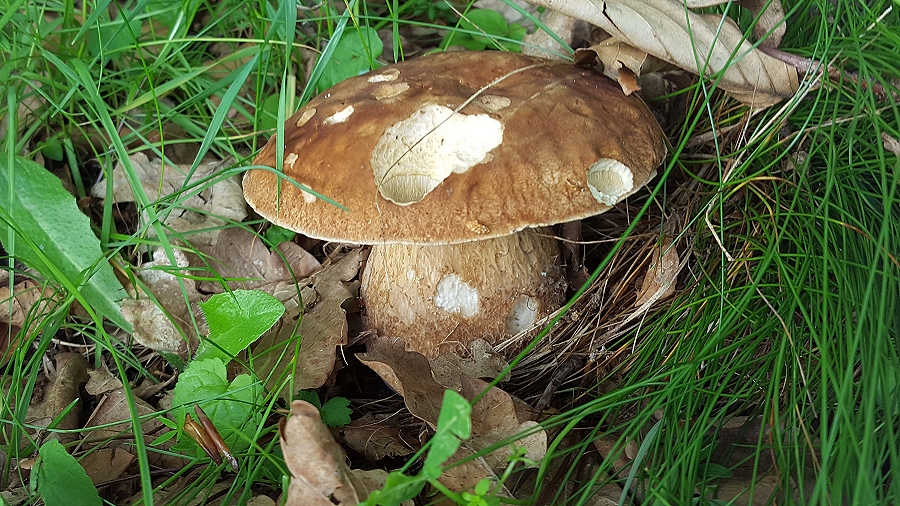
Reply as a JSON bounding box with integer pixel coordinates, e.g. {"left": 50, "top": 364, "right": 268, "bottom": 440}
{"left": 371, "top": 104, "right": 503, "bottom": 205}
{"left": 434, "top": 273, "right": 479, "bottom": 318}
{"left": 295, "top": 108, "right": 316, "bottom": 128}
{"left": 373, "top": 82, "right": 410, "bottom": 100}
{"left": 285, "top": 152, "right": 299, "bottom": 168}
{"left": 323, "top": 105, "right": 354, "bottom": 125}
{"left": 368, "top": 68, "right": 400, "bottom": 83}
{"left": 586, "top": 158, "right": 634, "bottom": 206}
{"left": 505, "top": 295, "right": 538, "bottom": 335}
{"left": 475, "top": 95, "right": 511, "bottom": 113}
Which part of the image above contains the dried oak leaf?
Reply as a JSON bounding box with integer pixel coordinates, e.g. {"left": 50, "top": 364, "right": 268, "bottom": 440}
{"left": 253, "top": 249, "right": 363, "bottom": 398}
{"left": 121, "top": 248, "right": 205, "bottom": 357}
{"left": 281, "top": 401, "right": 394, "bottom": 506}
{"left": 27, "top": 353, "right": 90, "bottom": 442}
{"left": 334, "top": 413, "right": 417, "bottom": 461}
{"left": 634, "top": 236, "right": 680, "bottom": 306}
{"left": 0, "top": 279, "right": 61, "bottom": 330}
{"left": 90, "top": 152, "right": 247, "bottom": 245}
{"left": 191, "top": 227, "right": 321, "bottom": 296}
{"left": 79, "top": 448, "right": 135, "bottom": 485}
{"left": 529, "top": 0, "right": 798, "bottom": 107}
{"left": 358, "top": 338, "right": 546, "bottom": 495}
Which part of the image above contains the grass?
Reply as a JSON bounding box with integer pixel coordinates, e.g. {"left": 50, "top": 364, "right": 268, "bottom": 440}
{"left": 1, "top": 0, "right": 899, "bottom": 504}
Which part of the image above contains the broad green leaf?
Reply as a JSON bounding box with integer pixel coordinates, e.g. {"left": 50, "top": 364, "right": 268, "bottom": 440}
{"left": 194, "top": 290, "right": 285, "bottom": 362}
{"left": 442, "top": 9, "right": 525, "bottom": 52}
{"left": 320, "top": 396, "right": 352, "bottom": 428}
{"left": 423, "top": 390, "right": 471, "bottom": 479}
{"left": 362, "top": 471, "right": 426, "bottom": 506}
{"left": 172, "top": 358, "right": 261, "bottom": 451}
{"left": 31, "top": 440, "right": 101, "bottom": 506}
{"left": 316, "top": 26, "right": 384, "bottom": 92}
{"left": 0, "top": 155, "right": 128, "bottom": 329}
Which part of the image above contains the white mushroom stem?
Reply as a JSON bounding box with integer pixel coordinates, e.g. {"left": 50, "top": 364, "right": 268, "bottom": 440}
{"left": 360, "top": 228, "right": 565, "bottom": 359}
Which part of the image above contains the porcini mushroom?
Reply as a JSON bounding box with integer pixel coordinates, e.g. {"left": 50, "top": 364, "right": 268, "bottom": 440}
{"left": 244, "top": 51, "right": 666, "bottom": 359}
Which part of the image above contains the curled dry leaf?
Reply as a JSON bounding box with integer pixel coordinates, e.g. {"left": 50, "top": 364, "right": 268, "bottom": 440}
{"left": 528, "top": 0, "right": 798, "bottom": 106}
{"left": 335, "top": 413, "right": 417, "bottom": 461}
{"left": 91, "top": 153, "right": 247, "bottom": 245}
{"left": 121, "top": 248, "right": 205, "bottom": 357}
{"left": 0, "top": 279, "right": 61, "bottom": 330}
{"left": 78, "top": 448, "right": 135, "bottom": 485}
{"left": 634, "top": 236, "right": 680, "bottom": 306}
{"left": 253, "top": 249, "right": 363, "bottom": 398}
{"left": 27, "top": 353, "right": 90, "bottom": 442}
{"left": 281, "top": 400, "right": 395, "bottom": 506}
{"left": 85, "top": 365, "right": 123, "bottom": 396}
{"left": 357, "top": 338, "right": 547, "bottom": 468}
{"left": 191, "top": 227, "right": 321, "bottom": 296}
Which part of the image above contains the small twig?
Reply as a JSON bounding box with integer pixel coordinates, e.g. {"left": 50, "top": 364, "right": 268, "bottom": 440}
{"left": 530, "top": 356, "right": 583, "bottom": 420}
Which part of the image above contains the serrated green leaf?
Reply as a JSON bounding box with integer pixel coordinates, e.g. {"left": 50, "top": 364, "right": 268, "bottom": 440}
{"left": 31, "top": 440, "right": 101, "bottom": 506}
{"left": 423, "top": 390, "right": 471, "bottom": 479}
{"left": 293, "top": 389, "right": 322, "bottom": 409}
{"left": 0, "top": 155, "right": 128, "bottom": 329}
{"left": 317, "top": 27, "right": 384, "bottom": 92}
{"left": 320, "top": 396, "right": 352, "bottom": 427}
{"left": 195, "top": 290, "right": 285, "bottom": 362}
{"left": 172, "top": 358, "right": 261, "bottom": 451}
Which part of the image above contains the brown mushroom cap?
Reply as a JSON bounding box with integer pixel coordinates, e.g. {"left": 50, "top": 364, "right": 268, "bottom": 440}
{"left": 244, "top": 51, "right": 666, "bottom": 245}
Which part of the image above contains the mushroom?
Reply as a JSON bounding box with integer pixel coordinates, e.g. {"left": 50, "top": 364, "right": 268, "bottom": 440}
{"left": 244, "top": 51, "right": 666, "bottom": 359}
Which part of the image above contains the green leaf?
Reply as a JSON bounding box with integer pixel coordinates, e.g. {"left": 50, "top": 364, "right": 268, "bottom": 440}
{"left": 362, "top": 471, "right": 426, "bottom": 506}
{"left": 171, "top": 358, "right": 261, "bottom": 451}
{"left": 320, "top": 396, "right": 352, "bottom": 427}
{"left": 293, "top": 389, "right": 322, "bottom": 409}
{"left": 195, "top": 290, "right": 285, "bottom": 362}
{"left": 441, "top": 9, "right": 524, "bottom": 52}
{"left": 317, "top": 27, "right": 384, "bottom": 92}
{"left": 31, "top": 440, "right": 101, "bottom": 506}
{"left": 264, "top": 225, "right": 296, "bottom": 246}
{"left": 423, "top": 390, "right": 471, "bottom": 479}
{"left": 0, "top": 155, "right": 128, "bottom": 329}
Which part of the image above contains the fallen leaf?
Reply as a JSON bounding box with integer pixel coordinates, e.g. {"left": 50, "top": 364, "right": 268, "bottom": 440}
{"left": 335, "top": 413, "right": 417, "bottom": 461}
{"left": 429, "top": 339, "right": 508, "bottom": 393}
{"left": 522, "top": 10, "right": 591, "bottom": 59}
{"left": 78, "top": 448, "right": 135, "bottom": 485}
{"left": 121, "top": 248, "right": 205, "bottom": 357}
{"left": 82, "top": 388, "right": 163, "bottom": 444}
{"left": 191, "top": 227, "right": 321, "bottom": 295}
{"left": 528, "top": 0, "right": 798, "bottom": 106}
{"left": 460, "top": 375, "right": 547, "bottom": 470}
{"left": 0, "top": 280, "right": 60, "bottom": 330}
{"left": 634, "top": 236, "right": 679, "bottom": 306}
{"left": 27, "top": 353, "right": 90, "bottom": 442}
{"left": 281, "top": 401, "right": 392, "bottom": 505}
{"left": 253, "top": 249, "right": 363, "bottom": 398}
{"left": 685, "top": 0, "right": 786, "bottom": 48}
{"left": 358, "top": 337, "right": 545, "bottom": 497}
{"left": 90, "top": 153, "right": 247, "bottom": 245}
{"left": 85, "top": 366, "right": 123, "bottom": 396}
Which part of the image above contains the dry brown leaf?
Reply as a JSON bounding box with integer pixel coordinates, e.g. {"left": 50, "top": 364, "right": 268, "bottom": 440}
{"left": 527, "top": 0, "right": 798, "bottom": 106}
{"left": 121, "top": 248, "right": 205, "bottom": 356}
{"left": 685, "top": 0, "right": 785, "bottom": 48}
{"left": 82, "top": 388, "right": 163, "bottom": 444}
{"left": 883, "top": 132, "right": 900, "bottom": 157}
{"left": 522, "top": 10, "right": 591, "bottom": 59}
{"left": 91, "top": 153, "right": 247, "bottom": 245}
{"left": 335, "top": 413, "right": 417, "bottom": 461}
{"left": 85, "top": 365, "right": 123, "bottom": 396}
{"left": 430, "top": 339, "right": 508, "bottom": 393}
{"left": 711, "top": 475, "right": 780, "bottom": 505}
{"left": 358, "top": 338, "right": 543, "bottom": 497}
{"left": 27, "top": 353, "right": 90, "bottom": 442}
{"left": 254, "top": 249, "right": 363, "bottom": 398}
{"left": 79, "top": 448, "right": 135, "bottom": 485}
{"left": 634, "top": 237, "right": 679, "bottom": 306}
{"left": 192, "top": 227, "right": 321, "bottom": 295}
{"left": 281, "top": 401, "right": 394, "bottom": 506}
{"left": 0, "top": 280, "right": 60, "bottom": 329}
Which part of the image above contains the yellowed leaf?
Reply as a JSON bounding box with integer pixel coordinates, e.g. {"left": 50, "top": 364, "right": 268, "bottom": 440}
{"left": 528, "top": 0, "right": 798, "bottom": 106}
